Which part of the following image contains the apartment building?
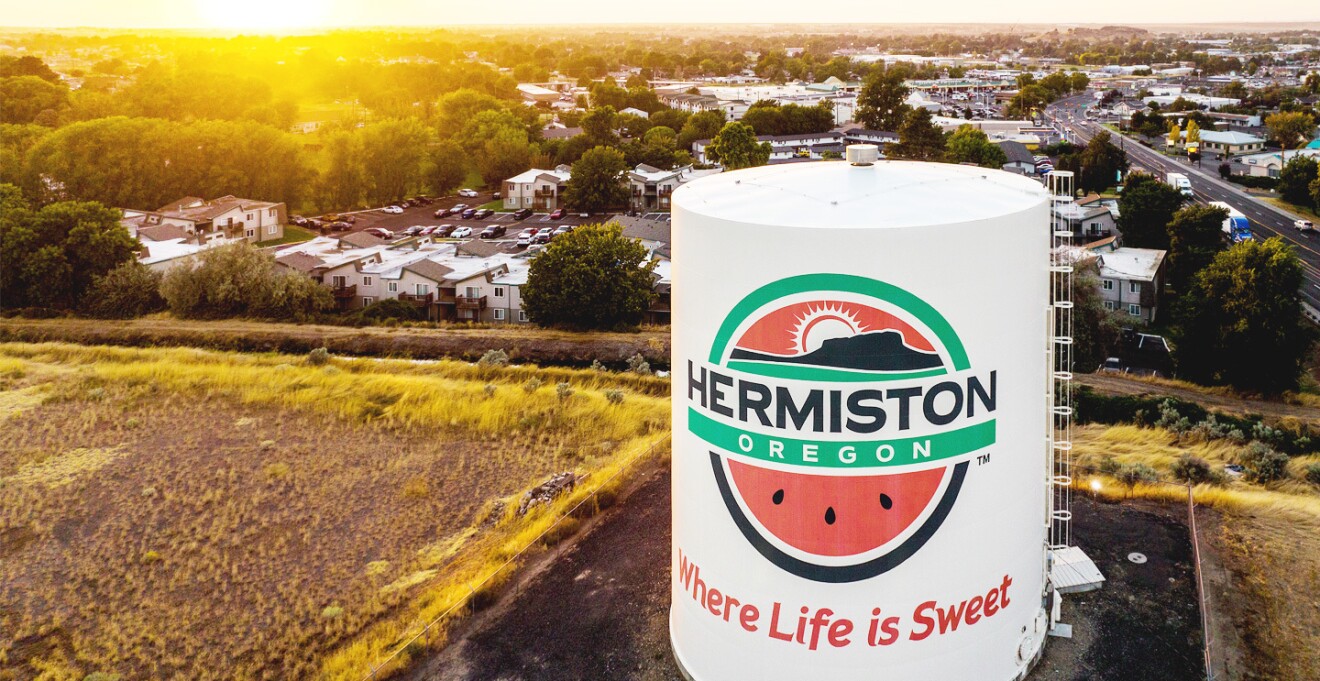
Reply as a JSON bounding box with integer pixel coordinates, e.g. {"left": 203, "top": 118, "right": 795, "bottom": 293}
{"left": 503, "top": 166, "right": 572, "bottom": 212}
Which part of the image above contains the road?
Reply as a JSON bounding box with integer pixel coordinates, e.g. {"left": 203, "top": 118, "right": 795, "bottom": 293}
{"left": 1046, "top": 94, "right": 1320, "bottom": 313}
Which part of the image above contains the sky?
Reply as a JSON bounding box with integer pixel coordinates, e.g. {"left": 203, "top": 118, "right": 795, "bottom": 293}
{"left": 2, "top": 0, "right": 1320, "bottom": 30}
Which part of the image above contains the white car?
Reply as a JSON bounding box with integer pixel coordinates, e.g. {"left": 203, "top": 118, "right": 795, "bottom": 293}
{"left": 457, "top": 189, "right": 479, "bottom": 198}
{"left": 382, "top": 205, "right": 403, "bottom": 214}
{"left": 451, "top": 226, "right": 473, "bottom": 238}
{"left": 1295, "top": 219, "right": 1315, "bottom": 233}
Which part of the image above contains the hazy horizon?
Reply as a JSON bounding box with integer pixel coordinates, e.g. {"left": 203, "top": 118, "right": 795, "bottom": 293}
{"left": 2, "top": 0, "right": 1320, "bottom": 32}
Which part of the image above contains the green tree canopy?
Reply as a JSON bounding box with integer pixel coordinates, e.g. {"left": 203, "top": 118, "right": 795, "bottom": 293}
{"left": 1173, "top": 238, "right": 1313, "bottom": 394}
{"left": 0, "top": 76, "right": 69, "bottom": 124}
{"left": 892, "top": 108, "right": 947, "bottom": 162}
{"left": 1117, "top": 172, "right": 1184, "bottom": 250}
{"left": 159, "top": 241, "right": 332, "bottom": 320}
{"left": 563, "top": 145, "right": 629, "bottom": 213}
{"left": 1072, "top": 268, "right": 1123, "bottom": 372}
{"left": 360, "top": 118, "right": 436, "bottom": 204}
{"left": 1265, "top": 111, "right": 1316, "bottom": 161}
{"left": 946, "top": 125, "right": 1007, "bottom": 168}
{"left": 677, "top": 110, "right": 726, "bottom": 152}
{"left": 706, "top": 121, "right": 771, "bottom": 170}
{"left": 855, "top": 69, "right": 911, "bottom": 131}
{"left": 429, "top": 140, "right": 468, "bottom": 197}
{"left": 521, "top": 222, "right": 657, "bottom": 329}
{"left": 1165, "top": 204, "right": 1227, "bottom": 293}
{"left": 1277, "top": 156, "right": 1318, "bottom": 208}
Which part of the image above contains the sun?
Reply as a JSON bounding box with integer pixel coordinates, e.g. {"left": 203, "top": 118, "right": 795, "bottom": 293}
{"left": 789, "top": 303, "right": 869, "bottom": 354}
{"left": 195, "top": 0, "right": 332, "bottom": 31}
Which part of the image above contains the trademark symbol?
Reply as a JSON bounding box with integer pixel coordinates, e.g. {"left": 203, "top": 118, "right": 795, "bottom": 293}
{"left": 977, "top": 453, "right": 992, "bottom": 465}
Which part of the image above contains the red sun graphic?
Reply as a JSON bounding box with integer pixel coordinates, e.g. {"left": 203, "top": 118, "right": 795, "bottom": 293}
{"left": 734, "top": 300, "right": 935, "bottom": 358}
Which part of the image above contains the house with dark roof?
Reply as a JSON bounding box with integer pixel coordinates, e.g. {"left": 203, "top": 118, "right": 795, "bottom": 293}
{"left": 122, "top": 195, "right": 286, "bottom": 245}
{"left": 997, "top": 140, "right": 1036, "bottom": 174}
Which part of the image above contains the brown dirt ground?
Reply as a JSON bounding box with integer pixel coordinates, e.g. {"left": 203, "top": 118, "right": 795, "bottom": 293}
{"left": 0, "top": 390, "right": 577, "bottom": 680}
{"left": 405, "top": 474, "right": 1211, "bottom": 681}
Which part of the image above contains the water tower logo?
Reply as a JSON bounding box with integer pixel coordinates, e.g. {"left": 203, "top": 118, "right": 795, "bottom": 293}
{"left": 686, "top": 274, "right": 998, "bottom": 583}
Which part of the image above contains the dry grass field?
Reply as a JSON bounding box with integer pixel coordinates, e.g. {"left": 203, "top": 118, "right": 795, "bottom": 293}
{"left": 0, "top": 343, "right": 669, "bottom": 681}
{"left": 1072, "top": 424, "right": 1320, "bottom": 678}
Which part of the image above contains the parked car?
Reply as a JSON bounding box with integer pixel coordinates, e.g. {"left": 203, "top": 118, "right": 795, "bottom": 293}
{"left": 451, "top": 226, "right": 473, "bottom": 238}
{"left": 548, "top": 208, "right": 565, "bottom": 220}
{"left": 516, "top": 228, "right": 537, "bottom": 247}
{"left": 382, "top": 205, "right": 403, "bottom": 214}
{"left": 458, "top": 188, "right": 479, "bottom": 198}
{"left": 365, "top": 227, "right": 393, "bottom": 239}
{"left": 473, "top": 208, "right": 494, "bottom": 219}
{"left": 323, "top": 213, "right": 342, "bottom": 221}
{"left": 343, "top": 215, "right": 357, "bottom": 224}
{"left": 450, "top": 203, "right": 468, "bottom": 213}
{"left": 461, "top": 208, "right": 477, "bottom": 219}
{"left": 434, "top": 208, "right": 449, "bottom": 218}
{"left": 416, "top": 225, "right": 436, "bottom": 236}
{"left": 480, "top": 225, "right": 507, "bottom": 239}
{"left": 289, "top": 215, "right": 308, "bottom": 226}
{"left": 412, "top": 196, "right": 433, "bottom": 205}
{"left": 305, "top": 218, "right": 324, "bottom": 230}
{"left": 552, "top": 225, "right": 574, "bottom": 238}
{"left": 434, "top": 224, "right": 456, "bottom": 237}
{"left": 329, "top": 221, "right": 352, "bottom": 232}
{"left": 403, "top": 226, "right": 425, "bottom": 236}
{"left": 533, "top": 227, "right": 555, "bottom": 244}
{"left": 512, "top": 208, "right": 534, "bottom": 220}
{"left": 1295, "top": 219, "right": 1314, "bottom": 233}
{"left": 1097, "top": 357, "right": 1124, "bottom": 374}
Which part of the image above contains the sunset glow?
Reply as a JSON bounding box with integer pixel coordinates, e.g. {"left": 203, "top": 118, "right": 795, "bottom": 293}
{"left": 195, "top": 0, "right": 332, "bottom": 31}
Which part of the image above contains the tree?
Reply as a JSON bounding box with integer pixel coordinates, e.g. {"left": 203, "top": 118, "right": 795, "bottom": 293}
{"left": 706, "top": 121, "right": 771, "bottom": 170}
{"left": 159, "top": 242, "right": 332, "bottom": 320}
{"left": 563, "top": 146, "right": 629, "bottom": 213}
{"left": 434, "top": 89, "right": 508, "bottom": 138}
{"left": 1165, "top": 205, "right": 1227, "bottom": 293}
{"left": 1117, "top": 172, "right": 1184, "bottom": 250}
{"left": 0, "top": 189, "right": 138, "bottom": 309}
{"left": 429, "top": 140, "right": 468, "bottom": 197}
{"left": 1074, "top": 131, "right": 1128, "bottom": 193}
{"left": 946, "top": 125, "right": 1007, "bottom": 168}
{"left": 677, "top": 110, "right": 725, "bottom": 152}
{"left": 83, "top": 261, "right": 165, "bottom": 318}
{"left": 892, "top": 108, "right": 946, "bottom": 162}
{"left": 1265, "top": 111, "right": 1315, "bottom": 164}
{"left": 477, "top": 128, "right": 536, "bottom": 187}
{"left": 0, "top": 76, "right": 69, "bottom": 124}
{"left": 1068, "top": 71, "right": 1090, "bottom": 93}
{"left": 1007, "top": 85, "right": 1051, "bottom": 119}
{"left": 0, "top": 55, "right": 60, "bottom": 82}
{"left": 360, "top": 118, "right": 435, "bottom": 204}
{"left": 1073, "top": 268, "right": 1123, "bottom": 372}
{"left": 317, "top": 131, "right": 366, "bottom": 210}
{"left": 855, "top": 69, "right": 911, "bottom": 131}
{"left": 1221, "top": 80, "right": 1249, "bottom": 100}
{"left": 521, "top": 222, "right": 657, "bottom": 329}
{"left": 1173, "top": 238, "right": 1313, "bottom": 394}
{"left": 1166, "top": 120, "right": 1182, "bottom": 148}
{"left": 1277, "top": 156, "right": 1318, "bottom": 208}
{"left": 581, "top": 106, "right": 619, "bottom": 144}
{"left": 642, "top": 125, "right": 677, "bottom": 149}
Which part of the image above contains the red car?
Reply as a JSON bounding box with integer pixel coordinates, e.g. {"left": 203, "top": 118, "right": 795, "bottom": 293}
{"left": 548, "top": 208, "right": 566, "bottom": 220}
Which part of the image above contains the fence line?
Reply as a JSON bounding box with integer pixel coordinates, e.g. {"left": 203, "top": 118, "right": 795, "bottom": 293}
{"left": 363, "top": 432, "right": 671, "bottom": 680}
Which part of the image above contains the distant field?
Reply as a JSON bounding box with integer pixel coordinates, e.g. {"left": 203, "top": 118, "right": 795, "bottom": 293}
{"left": 0, "top": 343, "right": 669, "bottom": 680}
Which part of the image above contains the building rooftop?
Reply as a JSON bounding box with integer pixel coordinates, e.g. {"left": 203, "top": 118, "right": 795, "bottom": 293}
{"left": 1097, "top": 247, "right": 1167, "bottom": 282}
{"left": 154, "top": 195, "right": 279, "bottom": 223}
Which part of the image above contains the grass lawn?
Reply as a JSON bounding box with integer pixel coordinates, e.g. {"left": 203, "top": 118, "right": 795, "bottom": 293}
{"left": 460, "top": 169, "right": 486, "bottom": 191}
{"left": 0, "top": 342, "right": 669, "bottom": 681}
{"left": 477, "top": 199, "right": 504, "bottom": 211}
{"left": 256, "top": 224, "right": 317, "bottom": 247}
{"left": 1260, "top": 196, "right": 1320, "bottom": 224}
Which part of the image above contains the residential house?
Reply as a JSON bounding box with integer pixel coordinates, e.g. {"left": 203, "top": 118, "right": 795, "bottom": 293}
{"left": 1054, "top": 195, "right": 1118, "bottom": 240}
{"left": 628, "top": 164, "right": 688, "bottom": 212}
{"left": 123, "top": 195, "right": 285, "bottom": 245}
{"left": 503, "top": 166, "right": 572, "bottom": 212}
{"left": 1088, "top": 240, "right": 1167, "bottom": 323}
{"left": 997, "top": 140, "right": 1036, "bottom": 174}
{"left": 692, "top": 131, "right": 846, "bottom": 165}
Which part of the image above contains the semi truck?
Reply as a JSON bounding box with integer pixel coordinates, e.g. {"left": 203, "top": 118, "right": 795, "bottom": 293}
{"left": 1209, "top": 201, "right": 1254, "bottom": 243}
{"left": 1166, "top": 172, "right": 1193, "bottom": 197}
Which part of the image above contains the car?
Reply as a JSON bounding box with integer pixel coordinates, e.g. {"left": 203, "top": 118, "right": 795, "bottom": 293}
{"left": 1295, "top": 219, "right": 1315, "bottom": 233}
{"left": 533, "top": 227, "right": 555, "bottom": 244}
{"left": 289, "top": 215, "right": 308, "bottom": 226}
{"left": 517, "top": 227, "right": 537, "bottom": 239}
{"left": 450, "top": 203, "right": 468, "bottom": 213}
{"left": 548, "top": 208, "right": 565, "bottom": 220}
{"left": 382, "top": 205, "right": 403, "bottom": 214}
{"left": 451, "top": 226, "right": 473, "bottom": 238}
{"left": 412, "top": 196, "right": 433, "bottom": 205}
{"left": 553, "top": 225, "right": 574, "bottom": 238}
{"left": 1098, "top": 357, "right": 1124, "bottom": 374}
{"left": 305, "top": 218, "right": 324, "bottom": 230}
{"left": 434, "top": 208, "right": 449, "bottom": 218}
{"left": 323, "top": 213, "right": 342, "bottom": 221}
{"left": 402, "top": 226, "right": 425, "bottom": 236}
{"left": 461, "top": 208, "right": 477, "bottom": 219}
{"left": 516, "top": 232, "right": 535, "bottom": 247}
{"left": 480, "top": 225, "right": 507, "bottom": 239}
{"left": 492, "top": 192, "right": 501, "bottom": 200}
{"left": 365, "top": 227, "right": 393, "bottom": 239}
{"left": 473, "top": 208, "right": 493, "bottom": 219}
{"left": 329, "top": 221, "right": 352, "bottom": 232}
{"left": 343, "top": 215, "right": 357, "bottom": 224}
{"left": 458, "top": 188, "right": 479, "bottom": 198}
{"left": 512, "top": 208, "right": 533, "bottom": 220}
{"left": 434, "top": 224, "right": 456, "bottom": 237}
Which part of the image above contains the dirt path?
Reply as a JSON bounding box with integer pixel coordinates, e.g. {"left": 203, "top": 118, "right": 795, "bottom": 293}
{"left": 0, "top": 317, "right": 669, "bottom": 369}
{"left": 1077, "top": 373, "right": 1320, "bottom": 422}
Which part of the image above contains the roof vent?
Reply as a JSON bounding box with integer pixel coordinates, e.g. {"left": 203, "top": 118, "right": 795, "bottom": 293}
{"left": 846, "top": 144, "right": 879, "bottom": 166}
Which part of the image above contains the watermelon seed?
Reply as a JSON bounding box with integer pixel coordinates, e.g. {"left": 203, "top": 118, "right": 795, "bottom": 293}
{"left": 772, "top": 489, "right": 784, "bottom": 505}
{"left": 880, "top": 494, "right": 893, "bottom": 510}
{"left": 825, "top": 507, "right": 836, "bottom": 525}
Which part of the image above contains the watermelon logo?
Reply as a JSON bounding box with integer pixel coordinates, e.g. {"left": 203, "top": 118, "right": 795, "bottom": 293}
{"left": 686, "top": 274, "right": 996, "bottom": 583}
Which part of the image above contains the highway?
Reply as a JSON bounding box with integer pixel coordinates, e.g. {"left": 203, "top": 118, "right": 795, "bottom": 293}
{"left": 1045, "top": 94, "right": 1320, "bottom": 313}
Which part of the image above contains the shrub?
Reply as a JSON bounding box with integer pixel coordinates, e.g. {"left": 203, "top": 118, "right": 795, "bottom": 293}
{"left": 1115, "top": 462, "right": 1159, "bottom": 492}
{"left": 1304, "top": 463, "right": 1320, "bottom": 486}
{"left": 626, "top": 353, "right": 652, "bottom": 375}
{"left": 478, "top": 349, "right": 509, "bottom": 367}
{"left": 555, "top": 382, "right": 574, "bottom": 401}
{"left": 159, "top": 242, "right": 333, "bottom": 320}
{"left": 590, "top": 359, "right": 606, "bottom": 372}
{"left": 359, "top": 297, "right": 423, "bottom": 321}
{"left": 1170, "top": 453, "right": 1219, "bottom": 485}
{"left": 321, "top": 605, "right": 344, "bottom": 619}
{"left": 306, "top": 347, "right": 330, "bottom": 366}
{"left": 1225, "top": 174, "right": 1278, "bottom": 190}
{"left": 142, "top": 550, "right": 162, "bottom": 564}
{"left": 523, "top": 377, "right": 544, "bottom": 393}
{"left": 483, "top": 383, "right": 497, "bottom": 398}
{"left": 82, "top": 261, "right": 165, "bottom": 319}
{"left": 1238, "top": 442, "right": 1289, "bottom": 484}
{"left": 604, "top": 389, "right": 624, "bottom": 404}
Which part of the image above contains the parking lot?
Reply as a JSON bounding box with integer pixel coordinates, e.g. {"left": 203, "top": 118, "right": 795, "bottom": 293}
{"left": 302, "top": 193, "right": 610, "bottom": 248}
